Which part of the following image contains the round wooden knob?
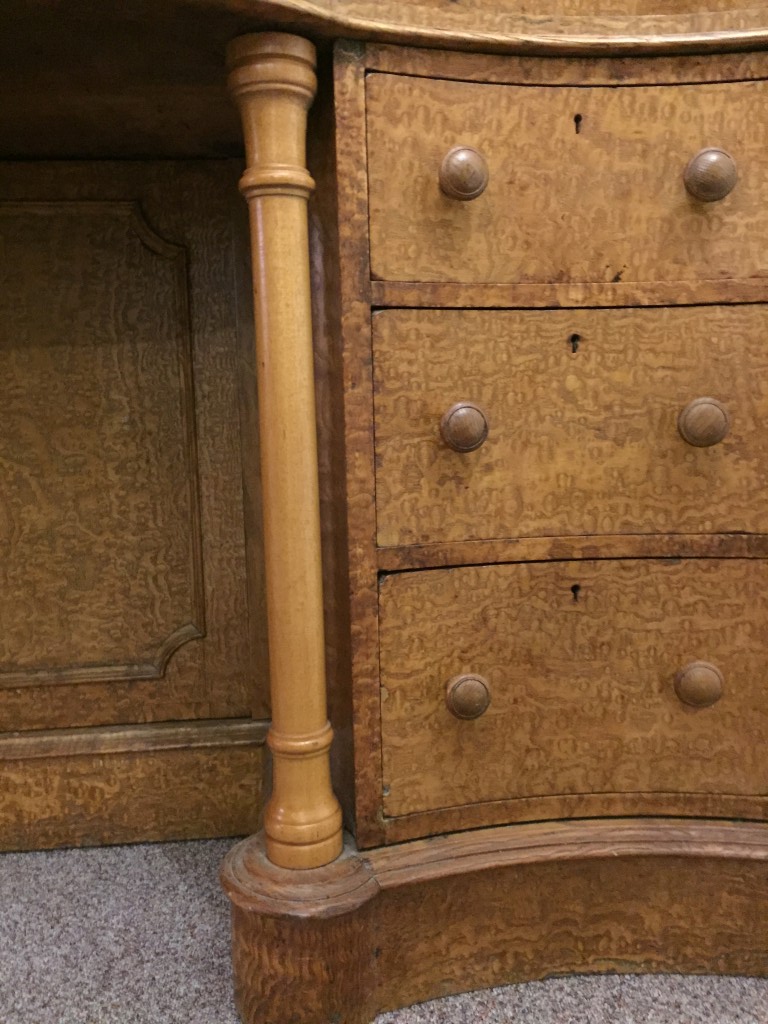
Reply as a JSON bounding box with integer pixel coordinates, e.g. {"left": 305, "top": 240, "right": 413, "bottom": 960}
{"left": 439, "top": 146, "right": 489, "bottom": 201}
{"left": 446, "top": 674, "right": 491, "bottom": 720}
{"left": 677, "top": 396, "right": 730, "bottom": 447}
{"left": 674, "top": 661, "right": 724, "bottom": 708}
{"left": 440, "top": 401, "right": 489, "bottom": 453}
{"left": 684, "top": 148, "right": 737, "bottom": 202}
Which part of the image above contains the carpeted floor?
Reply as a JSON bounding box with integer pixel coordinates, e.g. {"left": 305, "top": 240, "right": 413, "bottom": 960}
{"left": 1, "top": 838, "right": 766, "bottom": 1024}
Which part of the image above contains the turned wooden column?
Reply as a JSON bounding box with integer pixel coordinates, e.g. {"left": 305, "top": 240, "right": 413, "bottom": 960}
{"left": 227, "top": 33, "right": 343, "bottom": 869}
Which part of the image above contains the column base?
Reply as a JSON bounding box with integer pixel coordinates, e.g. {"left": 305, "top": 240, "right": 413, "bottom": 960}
{"left": 221, "top": 818, "right": 768, "bottom": 1024}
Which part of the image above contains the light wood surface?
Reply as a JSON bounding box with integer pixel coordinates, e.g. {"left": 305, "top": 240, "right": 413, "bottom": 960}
{"left": 263, "top": 2, "right": 768, "bottom": 55}
{"left": 223, "top": 818, "right": 768, "bottom": 1024}
{"left": 0, "top": 719, "right": 265, "bottom": 850}
{"left": 228, "top": 1, "right": 768, "bottom": 56}
{"left": 371, "top": 278, "right": 768, "bottom": 309}
{"left": 364, "top": 43, "right": 768, "bottom": 86}
{"left": 325, "top": 40, "right": 387, "bottom": 848}
{"left": 0, "top": 718, "right": 268, "bottom": 761}
{"left": 373, "top": 306, "right": 768, "bottom": 548}
{"left": 382, "top": 790, "right": 768, "bottom": 847}
{"left": 379, "top": 558, "right": 768, "bottom": 820}
{"left": 376, "top": 532, "right": 768, "bottom": 572}
{"left": 227, "top": 32, "right": 342, "bottom": 868}
{"left": 372, "top": 831, "right": 768, "bottom": 1015}
{"left": 223, "top": 25, "right": 768, "bottom": 1024}
{"left": 0, "top": 162, "right": 255, "bottom": 730}
{"left": 0, "top": 198, "right": 201, "bottom": 686}
{"left": 367, "top": 74, "right": 768, "bottom": 286}
{"left": 326, "top": 36, "right": 768, "bottom": 848}
{"left": 0, "top": 160, "right": 265, "bottom": 847}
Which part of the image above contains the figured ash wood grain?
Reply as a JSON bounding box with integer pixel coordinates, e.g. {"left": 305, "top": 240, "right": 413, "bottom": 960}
{"left": 365, "top": 44, "right": 768, "bottom": 87}
{"left": 382, "top": 790, "right": 768, "bottom": 846}
{"left": 367, "top": 75, "right": 768, "bottom": 286}
{"left": 0, "top": 162, "right": 254, "bottom": 734}
{"left": 0, "top": 718, "right": 268, "bottom": 761}
{"left": 376, "top": 534, "right": 768, "bottom": 573}
{"left": 330, "top": 41, "right": 387, "bottom": 848}
{"left": 223, "top": 818, "right": 768, "bottom": 1024}
{"left": 0, "top": 719, "right": 265, "bottom": 850}
{"left": 373, "top": 306, "right": 768, "bottom": 547}
{"left": 373, "top": 851, "right": 768, "bottom": 1013}
{"left": 230, "top": 897, "right": 375, "bottom": 1024}
{"left": 308, "top": 53, "right": 358, "bottom": 834}
{"left": 379, "top": 558, "right": 768, "bottom": 819}
{"left": 371, "top": 278, "right": 768, "bottom": 309}
{"left": 0, "top": 200, "right": 203, "bottom": 686}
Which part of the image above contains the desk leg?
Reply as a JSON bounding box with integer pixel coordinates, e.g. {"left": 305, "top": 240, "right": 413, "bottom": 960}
{"left": 227, "top": 32, "right": 343, "bottom": 871}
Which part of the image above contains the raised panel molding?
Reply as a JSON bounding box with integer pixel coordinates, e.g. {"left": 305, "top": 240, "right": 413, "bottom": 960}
{"left": 0, "top": 200, "right": 205, "bottom": 687}
{"left": 0, "top": 718, "right": 267, "bottom": 851}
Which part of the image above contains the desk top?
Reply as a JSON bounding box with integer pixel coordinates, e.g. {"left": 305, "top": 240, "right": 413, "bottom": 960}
{"left": 225, "top": 1, "right": 768, "bottom": 54}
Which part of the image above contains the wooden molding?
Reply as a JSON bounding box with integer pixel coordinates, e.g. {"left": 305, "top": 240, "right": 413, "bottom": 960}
{"left": 0, "top": 198, "right": 206, "bottom": 690}
{"left": 0, "top": 718, "right": 268, "bottom": 761}
{"left": 364, "top": 42, "right": 768, "bottom": 83}
{"left": 211, "top": 3, "right": 768, "bottom": 55}
{"left": 0, "top": 718, "right": 267, "bottom": 850}
{"left": 329, "top": 40, "right": 384, "bottom": 848}
{"left": 371, "top": 279, "right": 768, "bottom": 309}
{"left": 376, "top": 533, "right": 768, "bottom": 572}
{"left": 370, "top": 818, "right": 768, "bottom": 884}
{"left": 223, "top": 818, "right": 768, "bottom": 1024}
{"left": 0, "top": 622, "right": 205, "bottom": 689}
{"left": 223, "top": 831, "right": 379, "bottom": 917}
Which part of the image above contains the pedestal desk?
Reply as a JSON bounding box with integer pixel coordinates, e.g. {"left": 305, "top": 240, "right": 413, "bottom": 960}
{"left": 220, "top": 7, "right": 768, "bottom": 1022}
{"left": 5, "top": 3, "right": 768, "bottom": 1023}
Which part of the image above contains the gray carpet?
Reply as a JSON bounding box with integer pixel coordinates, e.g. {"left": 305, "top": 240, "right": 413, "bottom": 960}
{"left": 1, "top": 838, "right": 766, "bottom": 1023}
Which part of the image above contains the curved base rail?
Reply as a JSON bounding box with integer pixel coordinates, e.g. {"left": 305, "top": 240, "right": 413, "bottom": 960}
{"left": 222, "top": 817, "right": 768, "bottom": 1024}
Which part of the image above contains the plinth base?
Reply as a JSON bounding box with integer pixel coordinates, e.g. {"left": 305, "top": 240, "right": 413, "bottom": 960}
{"left": 221, "top": 818, "right": 768, "bottom": 1024}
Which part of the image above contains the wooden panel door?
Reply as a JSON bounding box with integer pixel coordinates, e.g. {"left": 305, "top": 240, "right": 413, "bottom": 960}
{"left": 0, "top": 161, "right": 266, "bottom": 849}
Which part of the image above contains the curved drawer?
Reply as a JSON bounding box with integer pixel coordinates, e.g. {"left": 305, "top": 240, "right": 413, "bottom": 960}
{"left": 379, "top": 558, "right": 768, "bottom": 819}
{"left": 372, "top": 305, "right": 768, "bottom": 547}
{"left": 366, "top": 73, "right": 768, "bottom": 286}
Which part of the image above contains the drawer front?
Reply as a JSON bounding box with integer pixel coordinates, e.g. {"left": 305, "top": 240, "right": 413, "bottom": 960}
{"left": 367, "top": 74, "right": 768, "bottom": 285}
{"left": 373, "top": 306, "right": 768, "bottom": 547}
{"left": 379, "top": 559, "right": 768, "bottom": 818}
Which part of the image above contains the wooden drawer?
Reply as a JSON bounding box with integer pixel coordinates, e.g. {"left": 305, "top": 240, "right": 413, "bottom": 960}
{"left": 373, "top": 305, "right": 768, "bottom": 548}
{"left": 379, "top": 558, "right": 768, "bottom": 819}
{"left": 366, "top": 74, "right": 768, "bottom": 286}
